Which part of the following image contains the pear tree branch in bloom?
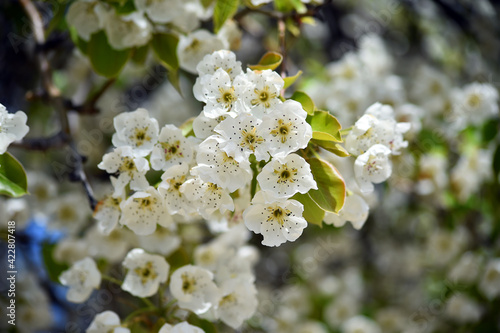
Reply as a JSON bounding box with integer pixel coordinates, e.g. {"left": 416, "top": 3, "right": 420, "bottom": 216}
{"left": 18, "top": 0, "right": 97, "bottom": 210}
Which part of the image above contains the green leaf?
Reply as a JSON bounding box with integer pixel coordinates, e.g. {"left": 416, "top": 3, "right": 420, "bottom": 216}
{"left": 307, "top": 157, "right": 346, "bottom": 213}
{"left": 248, "top": 52, "right": 283, "bottom": 71}
{"left": 493, "top": 144, "right": 500, "bottom": 176}
{"left": 110, "top": 0, "right": 136, "bottom": 14}
{"left": 87, "top": 31, "right": 131, "bottom": 78}
{"left": 283, "top": 70, "right": 302, "bottom": 89}
{"left": 151, "top": 33, "right": 179, "bottom": 70}
{"left": 131, "top": 44, "right": 149, "bottom": 65}
{"left": 167, "top": 68, "right": 182, "bottom": 96}
{"left": 292, "top": 192, "right": 325, "bottom": 227}
{"left": 311, "top": 139, "right": 350, "bottom": 157}
{"left": 274, "top": 0, "right": 306, "bottom": 13}
{"left": 0, "top": 152, "right": 28, "bottom": 198}
{"left": 69, "top": 27, "right": 89, "bottom": 55}
{"left": 42, "top": 242, "right": 69, "bottom": 283}
{"left": 201, "top": 0, "right": 216, "bottom": 8}
{"left": 482, "top": 119, "right": 499, "bottom": 143}
{"left": 213, "top": 0, "right": 239, "bottom": 33}
{"left": 290, "top": 91, "right": 314, "bottom": 115}
{"left": 180, "top": 117, "right": 195, "bottom": 137}
{"left": 309, "top": 110, "right": 342, "bottom": 142}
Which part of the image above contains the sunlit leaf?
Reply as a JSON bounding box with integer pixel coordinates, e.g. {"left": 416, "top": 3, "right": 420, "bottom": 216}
{"left": 248, "top": 52, "right": 283, "bottom": 71}
{"left": 311, "top": 139, "right": 350, "bottom": 157}
{"left": 0, "top": 152, "right": 28, "bottom": 197}
{"left": 291, "top": 192, "right": 325, "bottom": 227}
{"left": 307, "top": 157, "right": 346, "bottom": 213}
{"left": 309, "top": 110, "right": 342, "bottom": 142}
{"left": 180, "top": 117, "right": 195, "bottom": 137}
{"left": 283, "top": 70, "right": 303, "bottom": 89}
{"left": 290, "top": 91, "right": 314, "bottom": 115}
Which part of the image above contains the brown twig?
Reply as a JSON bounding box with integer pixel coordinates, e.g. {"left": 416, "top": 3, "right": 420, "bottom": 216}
{"left": 19, "top": 0, "right": 97, "bottom": 210}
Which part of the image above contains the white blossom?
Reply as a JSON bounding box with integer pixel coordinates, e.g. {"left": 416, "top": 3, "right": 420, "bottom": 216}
{"left": 341, "top": 315, "right": 381, "bottom": 333}
{"left": 214, "top": 278, "right": 258, "bottom": 328}
{"left": 445, "top": 294, "right": 482, "bottom": 323}
{"left": 354, "top": 144, "right": 392, "bottom": 194}
{"left": 345, "top": 103, "right": 410, "bottom": 156}
{"left": 66, "top": 0, "right": 103, "bottom": 41}
{"left": 193, "top": 112, "right": 229, "bottom": 139}
{"left": 137, "top": 226, "right": 181, "bottom": 257}
{"left": 243, "top": 191, "right": 308, "bottom": 247}
{"left": 215, "top": 112, "right": 269, "bottom": 162}
{"left": 323, "top": 193, "right": 369, "bottom": 229}
{"left": 177, "top": 30, "right": 226, "bottom": 74}
{"left": 259, "top": 100, "right": 312, "bottom": 158}
{"left": 98, "top": 146, "right": 150, "bottom": 196}
{"left": 159, "top": 322, "right": 205, "bottom": 333}
{"left": 112, "top": 108, "right": 159, "bottom": 156}
{"left": 239, "top": 69, "right": 284, "bottom": 118}
{"left": 84, "top": 226, "right": 133, "bottom": 263}
{"left": 191, "top": 136, "right": 252, "bottom": 192}
{"left": 157, "top": 163, "right": 196, "bottom": 216}
{"left": 180, "top": 177, "right": 234, "bottom": 219}
{"left": 59, "top": 257, "right": 101, "bottom": 303}
{"left": 86, "top": 311, "right": 129, "bottom": 333}
{"left": 451, "top": 82, "right": 499, "bottom": 127}
{"left": 0, "top": 104, "right": 29, "bottom": 154}
{"left": 479, "top": 259, "right": 500, "bottom": 299}
{"left": 195, "top": 50, "right": 242, "bottom": 80}
{"left": 119, "top": 186, "right": 172, "bottom": 235}
{"left": 257, "top": 154, "right": 317, "bottom": 199}
{"left": 93, "top": 192, "right": 124, "bottom": 235}
{"left": 150, "top": 124, "right": 194, "bottom": 171}
{"left": 196, "top": 69, "right": 250, "bottom": 118}
{"left": 122, "top": 248, "right": 170, "bottom": 297}
{"left": 100, "top": 10, "right": 152, "bottom": 50}
{"left": 169, "top": 264, "right": 220, "bottom": 314}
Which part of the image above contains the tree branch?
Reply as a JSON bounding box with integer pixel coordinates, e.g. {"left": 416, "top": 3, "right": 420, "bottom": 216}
{"left": 19, "top": 0, "right": 97, "bottom": 210}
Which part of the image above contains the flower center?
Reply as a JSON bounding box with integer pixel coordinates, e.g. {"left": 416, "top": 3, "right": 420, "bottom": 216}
{"left": 161, "top": 141, "right": 182, "bottom": 161}
{"left": 274, "top": 163, "right": 298, "bottom": 184}
{"left": 467, "top": 93, "right": 481, "bottom": 108}
{"left": 266, "top": 206, "right": 291, "bottom": 225}
{"left": 240, "top": 127, "right": 264, "bottom": 151}
{"left": 217, "top": 87, "right": 236, "bottom": 108}
{"left": 181, "top": 273, "right": 197, "bottom": 294}
{"left": 134, "top": 261, "right": 158, "bottom": 285}
{"left": 270, "top": 119, "right": 293, "bottom": 143}
{"left": 251, "top": 86, "right": 277, "bottom": 108}
{"left": 131, "top": 127, "right": 151, "bottom": 147}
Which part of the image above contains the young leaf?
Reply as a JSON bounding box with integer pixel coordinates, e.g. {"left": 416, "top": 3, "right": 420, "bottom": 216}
{"left": 42, "top": 242, "right": 69, "bottom": 283}
{"left": 291, "top": 192, "right": 325, "bottom": 227}
{"left": 248, "top": 52, "right": 283, "bottom": 71}
{"left": 311, "top": 139, "right": 350, "bottom": 157}
{"left": 180, "top": 117, "right": 196, "bottom": 137}
{"left": 0, "top": 152, "right": 28, "bottom": 197}
{"left": 166, "top": 68, "right": 182, "bottom": 96}
{"left": 307, "top": 157, "right": 346, "bottom": 213}
{"left": 87, "top": 31, "right": 131, "bottom": 78}
{"left": 151, "top": 33, "right": 179, "bottom": 70}
{"left": 213, "top": 0, "right": 239, "bottom": 33}
{"left": 309, "top": 110, "right": 342, "bottom": 142}
{"left": 131, "top": 44, "right": 150, "bottom": 65}
{"left": 290, "top": 91, "right": 314, "bottom": 115}
{"left": 283, "top": 70, "right": 303, "bottom": 89}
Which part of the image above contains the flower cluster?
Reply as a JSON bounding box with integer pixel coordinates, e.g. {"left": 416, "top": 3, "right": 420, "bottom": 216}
{"left": 96, "top": 50, "right": 320, "bottom": 248}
